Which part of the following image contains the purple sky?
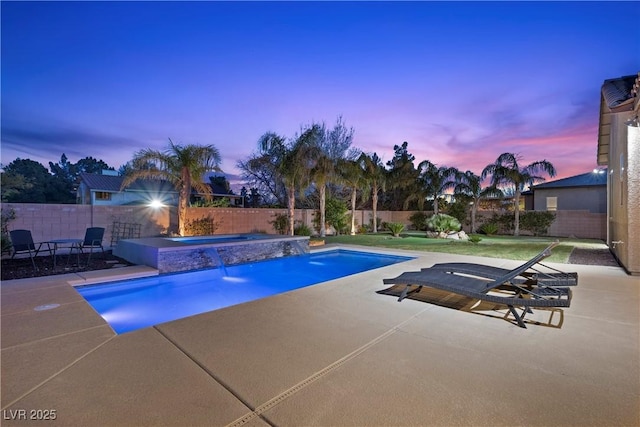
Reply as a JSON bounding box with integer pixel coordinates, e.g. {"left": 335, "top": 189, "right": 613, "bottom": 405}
{"left": 2, "top": 1, "right": 639, "bottom": 186}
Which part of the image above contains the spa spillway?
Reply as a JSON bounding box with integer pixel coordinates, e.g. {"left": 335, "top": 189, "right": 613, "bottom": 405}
{"left": 113, "top": 234, "right": 310, "bottom": 274}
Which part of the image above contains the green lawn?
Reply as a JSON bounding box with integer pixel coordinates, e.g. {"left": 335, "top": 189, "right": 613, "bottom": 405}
{"left": 321, "top": 232, "right": 606, "bottom": 263}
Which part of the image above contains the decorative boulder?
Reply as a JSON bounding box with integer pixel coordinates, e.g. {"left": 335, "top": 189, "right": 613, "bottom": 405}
{"left": 458, "top": 231, "right": 469, "bottom": 240}
{"left": 446, "top": 232, "right": 460, "bottom": 240}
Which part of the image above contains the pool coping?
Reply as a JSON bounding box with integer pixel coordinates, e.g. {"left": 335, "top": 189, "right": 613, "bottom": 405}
{"left": 2, "top": 244, "right": 639, "bottom": 426}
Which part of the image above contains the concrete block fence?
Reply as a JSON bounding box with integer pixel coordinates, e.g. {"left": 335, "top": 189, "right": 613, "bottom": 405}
{"left": 1, "top": 203, "right": 606, "bottom": 248}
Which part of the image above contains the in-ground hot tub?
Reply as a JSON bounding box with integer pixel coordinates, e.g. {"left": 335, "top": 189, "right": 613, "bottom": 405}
{"left": 113, "top": 234, "right": 310, "bottom": 274}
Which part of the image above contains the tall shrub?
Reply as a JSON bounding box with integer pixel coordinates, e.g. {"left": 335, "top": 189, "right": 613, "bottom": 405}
{"left": 409, "top": 211, "right": 428, "bottom": 231}
{"left": 270, "top": 213, "right": 289, "bottom": 235}
{"left": 325, "top": 197, "right": 349, "bottom": 235}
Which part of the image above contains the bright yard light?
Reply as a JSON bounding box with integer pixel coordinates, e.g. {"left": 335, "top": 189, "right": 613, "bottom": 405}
{"left": 149, "top": 199, "right": 164, "bottom": 209}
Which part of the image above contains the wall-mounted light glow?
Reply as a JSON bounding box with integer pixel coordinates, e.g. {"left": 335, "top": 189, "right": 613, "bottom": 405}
{"left": 625, "top": 115, "right": 639, "bottom": 128}
{"left": 149, "top": 199, "right": 164, "bottom": 209}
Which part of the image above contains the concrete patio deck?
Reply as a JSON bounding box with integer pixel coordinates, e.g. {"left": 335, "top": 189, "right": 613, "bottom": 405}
{"left": 1, "top": 245, "right": 639, "bottom": 426}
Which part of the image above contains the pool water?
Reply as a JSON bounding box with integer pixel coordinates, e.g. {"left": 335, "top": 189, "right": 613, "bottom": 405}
{"left": 77, "top": 249, "right": 413, "bottom": 334}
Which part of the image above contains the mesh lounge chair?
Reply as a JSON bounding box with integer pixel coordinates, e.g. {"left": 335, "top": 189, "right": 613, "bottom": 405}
{"left": 9, "top": 229, "right": 50, "bottom": 271}
{"left": 382, "top": 241, "right": 574, "bottom": 328}
{"left": 79, "top": 227, "right": 105, "bottom": 263}
{"left": 427, "top": 256, "right": 577, "bottom": 287}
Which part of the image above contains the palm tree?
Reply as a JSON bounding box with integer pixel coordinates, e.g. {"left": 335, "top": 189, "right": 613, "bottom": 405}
{"left": 258, "top": 128, "right": 317, "bottom": 236}
{"left": 337, "top": 158, "right": 369, "bottom": 235}
{"left": 482, "top": 152, "right": 556, "bottom": 236}
{"left": 358, "top": 152, "right": 386, "bottom": 233}
{"left": 311, "top": 117, "right": 355, "bottom": 237}
{"left": 407, "top": 160, "right": 458, "bottom": 215}
{"left": 310, "top": 152, "right": 334, "bottom": 237}
{"left": 454, "top": 170, "right": 503, "bottom": 233}
{"left": 122, "top": 139, "right": 222, "bottom": 236}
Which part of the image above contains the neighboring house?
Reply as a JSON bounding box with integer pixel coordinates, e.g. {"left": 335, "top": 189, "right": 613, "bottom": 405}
{"left": 77, "top": 171, "right": 243, "bottom": 207}
{"left": 597, "top": 72, "right": 639, "bottom": 275}
{"left": 530, "top": 170, "right": 607, "bottom": 213}
{"left": 77, "top": 171, "right": 179, "bottom": 206}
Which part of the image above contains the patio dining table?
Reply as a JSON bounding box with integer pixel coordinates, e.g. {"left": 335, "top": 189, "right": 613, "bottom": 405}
{"left": 46, "top": 238, "right": 83, "bottom": 269}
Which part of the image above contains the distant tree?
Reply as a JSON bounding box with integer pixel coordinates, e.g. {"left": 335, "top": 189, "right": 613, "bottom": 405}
{"left": 319, "top": 115, "right": 357, "bottom": 159}
{"left": 49, "top": 154, "right": 74, "bottom": 185}
{"left": 482, "top": 152, "right": 556, "bottom": 236}
{"left": 385, "top": 142, "right": 419, "bottom": 210}
{"left": 122, "top": 139, "right": 222, "bottom": 236}
{"left": 48, "top": 154, "right": 77, "bottom": 203}
{"left": 1, "top": 159, "right": 50, "bottom": 203}
{"left": 240, "top": 186, "right": 248, "bottom": 206}
{"left": 248, "top": 187, "right": 261, "bottom": 207}
{"left": 2, "top": 155, "right": 114, "bottom": 204}
{"left": 118, "top": 163, "right": 130, "bottom": 176}
{"left": 0, "top": 169, "right": 33, "bottom": 202}
{"left": 238, "top": 133, "right": 288, "bottom": 207}
{"left": 208, "top": 175, "right": 231, "bottom": 193}
{"left": 75, "top": 156, "right": 114, "bottom": 175}
{"left": 454, "top": 170, "right": 503, "bottom": 233}
{"left": 119, "top": 160, "right": 155, "bottom": 176}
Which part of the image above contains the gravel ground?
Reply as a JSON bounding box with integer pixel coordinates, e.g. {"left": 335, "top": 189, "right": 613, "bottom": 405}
{"left": 1, "top": 251, "right": 133, "bottom": 281}
{"left": 568, "top": 247, "right": 619, "bottom": 267}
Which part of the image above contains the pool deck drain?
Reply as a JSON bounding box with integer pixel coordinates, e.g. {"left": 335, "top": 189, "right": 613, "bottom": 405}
{"left": 1, "top": 245, "right": 638, "bottom": 426}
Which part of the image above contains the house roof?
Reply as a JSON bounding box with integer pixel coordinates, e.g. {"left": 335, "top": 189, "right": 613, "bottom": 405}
{"left": 602, "top": 75, "right": 637, "bottom": 110}
{"left": 531, "top": 170, "right": 607, "bottom": 190}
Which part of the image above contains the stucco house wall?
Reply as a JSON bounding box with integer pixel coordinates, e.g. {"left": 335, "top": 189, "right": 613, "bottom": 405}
{"left": 598, "top": 73, "right": 640, "bottom": 274}
{"left": 533, "top": 186, "right": 606, "bottom": 213}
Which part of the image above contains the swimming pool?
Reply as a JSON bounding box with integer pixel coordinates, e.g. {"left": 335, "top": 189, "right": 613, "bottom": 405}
{"left": 77, "top": 249, "right": 413, "bottom": 334}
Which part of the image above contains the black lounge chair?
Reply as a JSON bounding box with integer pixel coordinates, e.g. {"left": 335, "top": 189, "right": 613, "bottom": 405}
{"left": 427, "top": 258, "right": 577, "bottom": 287}
{"left": 382, "top": 241, "right": 574, "bottom": 328}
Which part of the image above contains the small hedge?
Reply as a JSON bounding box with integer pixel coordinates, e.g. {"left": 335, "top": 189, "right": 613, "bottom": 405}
{"left": 519, "top": 211, "right": 556, "bottom": 236}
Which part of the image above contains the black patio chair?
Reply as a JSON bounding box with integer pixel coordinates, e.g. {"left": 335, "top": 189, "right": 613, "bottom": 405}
{"left": 80, "top": 227, "right": 105, "bottom": 264}
{"left": 9, "top": 229, "right": 50, "bottom": 271}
